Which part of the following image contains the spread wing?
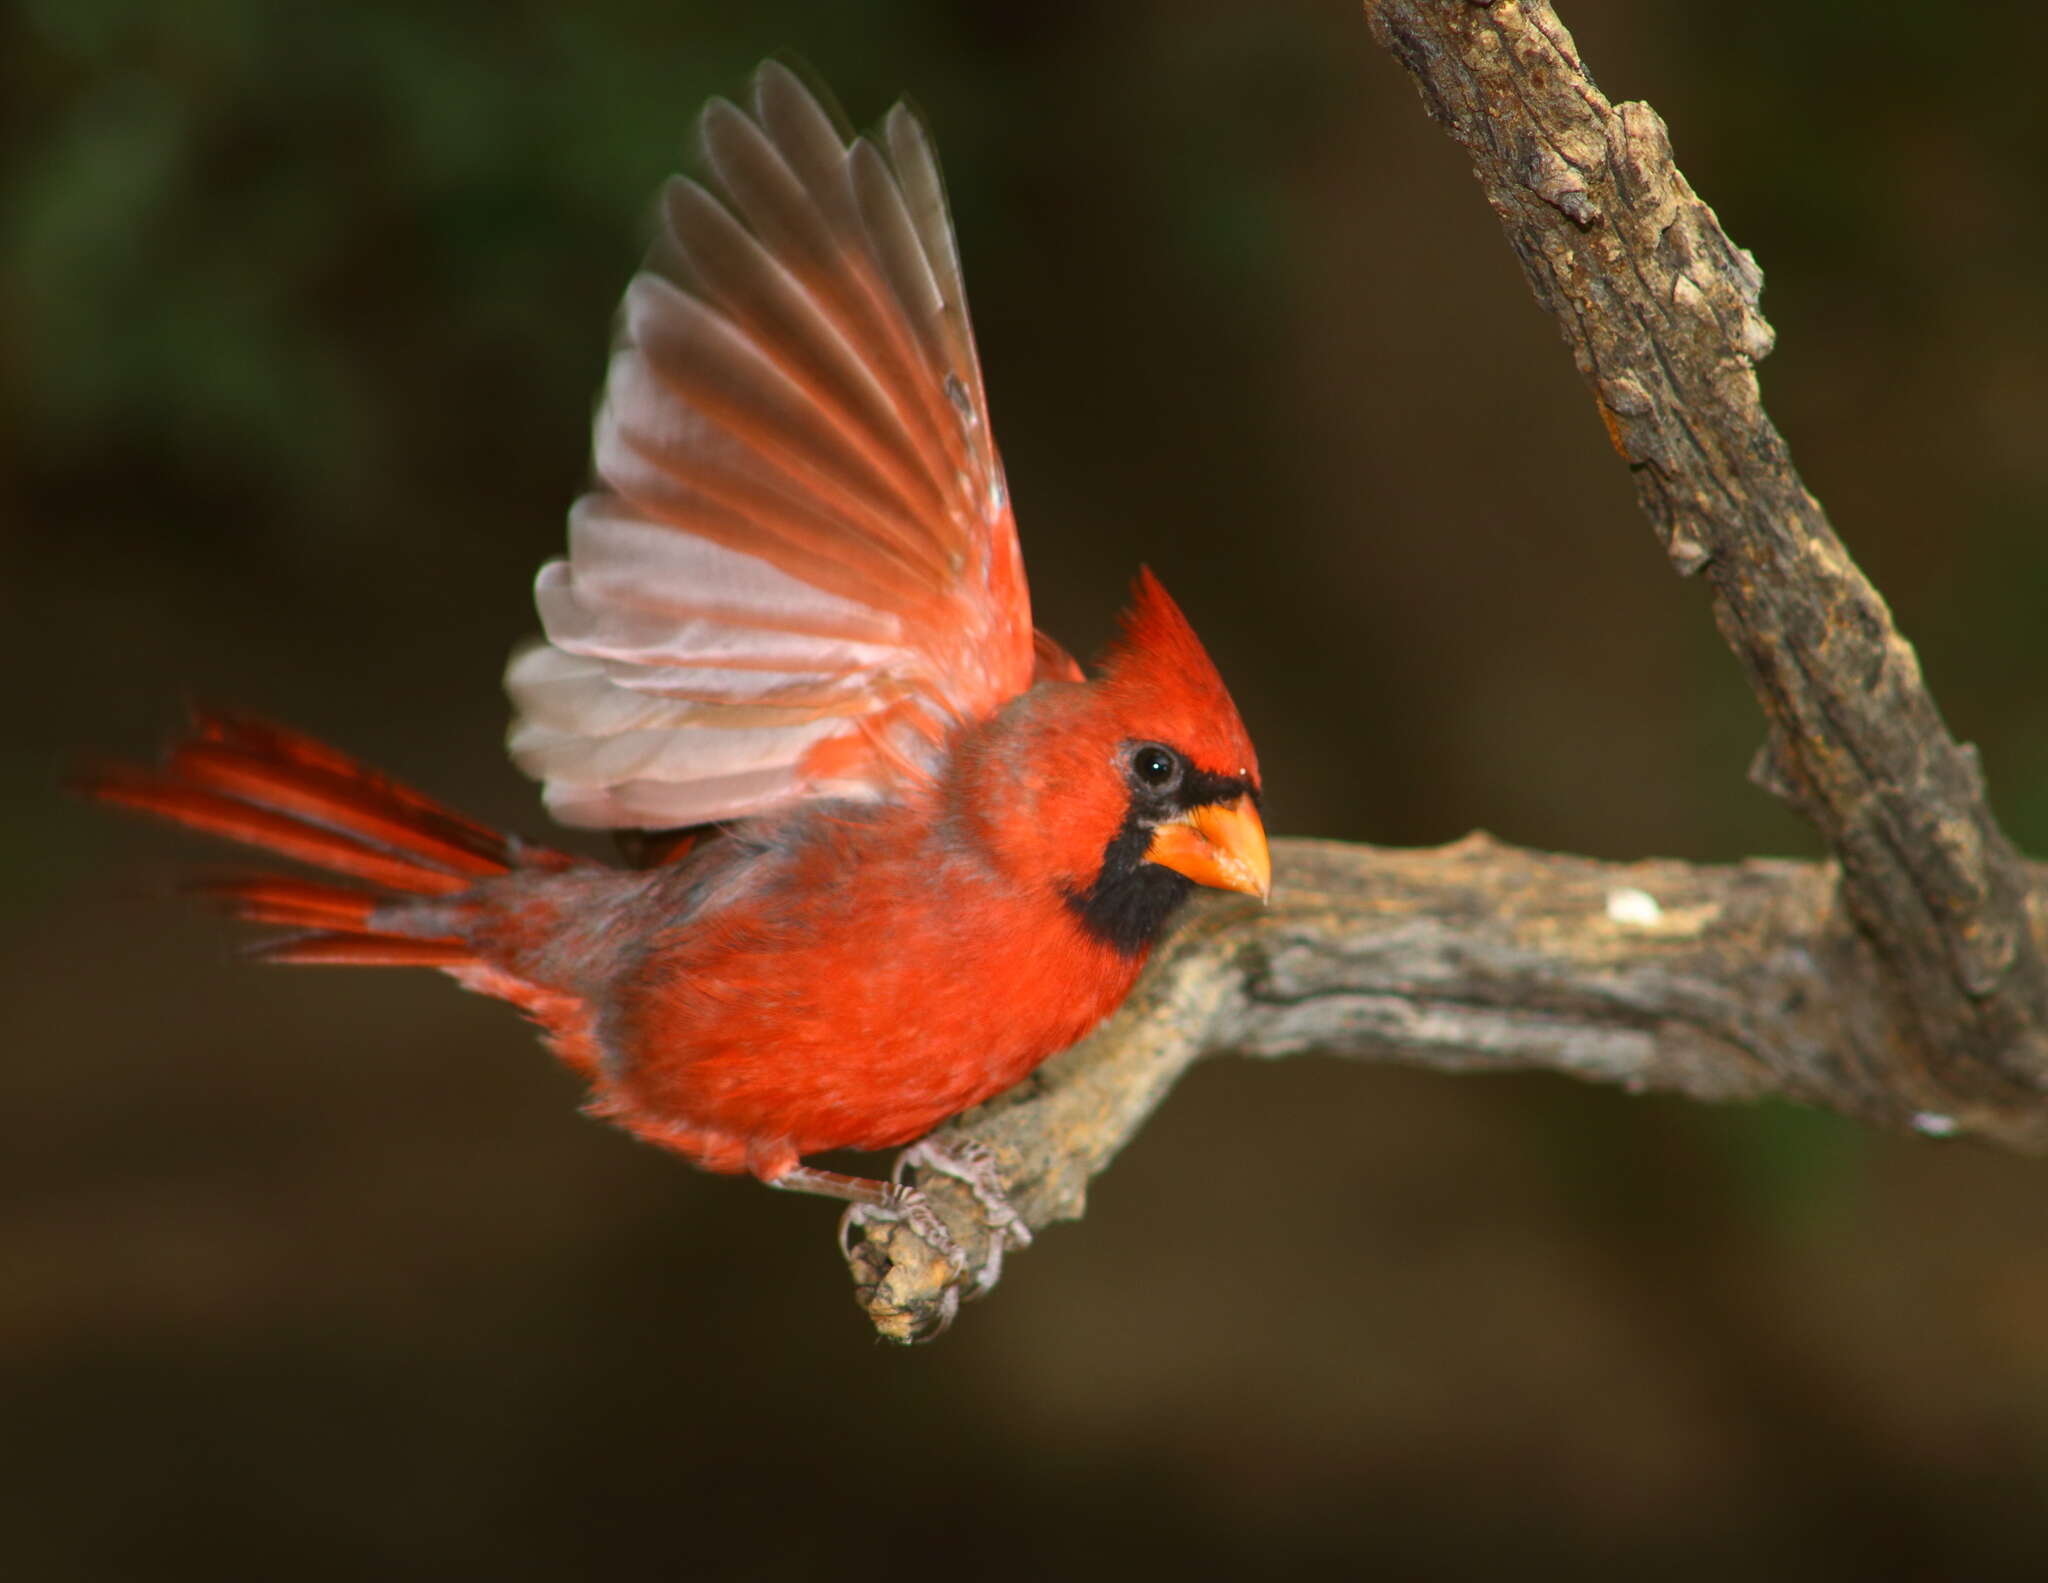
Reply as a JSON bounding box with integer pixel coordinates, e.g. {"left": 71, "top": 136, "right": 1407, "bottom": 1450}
{"left": 507, "top": 63, "right": 1043, "bottom": 830}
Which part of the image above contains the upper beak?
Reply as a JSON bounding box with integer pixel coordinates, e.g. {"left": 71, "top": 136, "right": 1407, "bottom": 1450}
{"left": 1144, "top": 795, "right": 1272, "bottom": 901}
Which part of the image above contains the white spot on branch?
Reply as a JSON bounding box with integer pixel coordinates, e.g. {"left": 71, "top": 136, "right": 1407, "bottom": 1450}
{"left": 1606, "top": 887, "right": 1664, "bottom": 927}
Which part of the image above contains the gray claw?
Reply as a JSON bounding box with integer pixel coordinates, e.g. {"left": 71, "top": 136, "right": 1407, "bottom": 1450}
{"left": 896, "top": 1138, "right": 1033, "bottom": 1293}
{"left": 839, "top": 1185, "right": 962, "bottom": 1267}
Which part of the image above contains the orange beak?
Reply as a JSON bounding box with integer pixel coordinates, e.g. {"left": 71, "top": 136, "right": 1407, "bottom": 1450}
{"left": 1144, "top": 795, "right": 1272, "bottom": 901}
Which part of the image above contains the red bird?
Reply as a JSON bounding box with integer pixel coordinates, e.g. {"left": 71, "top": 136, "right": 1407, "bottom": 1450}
{"left": 82, "top": 64, "right": 1269, "bottom": 1287}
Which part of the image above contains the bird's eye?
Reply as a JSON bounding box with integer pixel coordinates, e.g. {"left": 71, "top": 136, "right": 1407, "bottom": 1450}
{"left": 1129, "top": 744, "right": 1182, "bottom": 790}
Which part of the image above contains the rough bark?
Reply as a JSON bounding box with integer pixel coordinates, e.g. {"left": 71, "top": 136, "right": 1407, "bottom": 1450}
{"left": 844, "top": 0, "right": 2048, "bottom": 1341}
{"left": 850, "top": 840, "right": 2048, "bottom": 1341}
{"left": 1358, "top": 0, "right": 2048, "bottom": 1105}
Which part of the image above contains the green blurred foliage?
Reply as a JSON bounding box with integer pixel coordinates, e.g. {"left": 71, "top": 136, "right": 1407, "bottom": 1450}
{"left": 8, "top": 0, "right": 852, "bottom": 513}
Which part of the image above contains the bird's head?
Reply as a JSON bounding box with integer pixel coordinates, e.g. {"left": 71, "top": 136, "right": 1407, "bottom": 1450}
{"left": 955, "top": 569, "right": 1269, "bottom": 956}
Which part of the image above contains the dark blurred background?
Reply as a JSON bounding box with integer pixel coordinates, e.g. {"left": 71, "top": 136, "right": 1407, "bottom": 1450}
{"left": 9, "top": 0, "right": 2048, "bottom": 1576}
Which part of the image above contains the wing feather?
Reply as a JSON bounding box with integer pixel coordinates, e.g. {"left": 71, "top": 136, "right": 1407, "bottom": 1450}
{"left": 510, "top": 63, "right": 1036, "bottom": 829}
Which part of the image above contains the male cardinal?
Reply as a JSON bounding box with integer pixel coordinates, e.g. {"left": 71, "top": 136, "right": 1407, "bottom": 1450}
{"left": 82, "top": 64, "right": 1269, "bottom": 1288}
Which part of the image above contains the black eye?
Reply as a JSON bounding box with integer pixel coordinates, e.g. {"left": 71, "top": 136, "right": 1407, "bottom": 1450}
{"left": 1129, "top": 743, "right": 1181, "bottom": 790}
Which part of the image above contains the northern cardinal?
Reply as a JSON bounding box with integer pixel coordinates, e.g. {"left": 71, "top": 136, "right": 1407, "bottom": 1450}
{"left": 81, "top": 64, "right": 1269, "bottom": 1288}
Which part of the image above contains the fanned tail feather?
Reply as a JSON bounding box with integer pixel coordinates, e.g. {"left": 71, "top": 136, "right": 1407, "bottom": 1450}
{"left": 253, "top": 934, "right": 483, "bottom": 968}
{"left": 76, "top": 709, "right": 578, "bottom": 966}
{"left": 185, "top": 873, "right": 384, "bottom": 931}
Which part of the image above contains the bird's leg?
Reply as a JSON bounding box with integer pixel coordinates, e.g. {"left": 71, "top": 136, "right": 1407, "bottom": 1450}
{"left": 767, "top": 1164, "right": 963, "bottom": 1269}
{"left": 894, "top": 1138, "right": 1033, "bottom": 1293}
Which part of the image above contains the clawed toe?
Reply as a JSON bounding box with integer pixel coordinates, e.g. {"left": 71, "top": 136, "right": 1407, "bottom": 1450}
{"left": 895, "top": 1138, "right": 1032, "bottom": 1292}
{"left": 839, "top": 1184, "right": 961, "bottom": 1266}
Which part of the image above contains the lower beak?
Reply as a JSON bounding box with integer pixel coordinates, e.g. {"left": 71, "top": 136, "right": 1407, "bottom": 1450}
{"left": 1144, "top": 795, "right": 1272, "bottom": 901}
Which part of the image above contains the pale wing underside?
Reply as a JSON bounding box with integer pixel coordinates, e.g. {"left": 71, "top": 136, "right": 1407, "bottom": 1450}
{"left": 508, "top": 63, "right": 1038, "bottom": 829}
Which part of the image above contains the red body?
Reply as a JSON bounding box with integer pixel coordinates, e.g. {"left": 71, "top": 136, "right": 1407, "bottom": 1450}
{"left": 458, "top": 722, "right": 1153, "bottom": 1179}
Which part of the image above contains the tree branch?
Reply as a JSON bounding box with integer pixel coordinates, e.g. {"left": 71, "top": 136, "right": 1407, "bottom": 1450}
{"left": 851, "top": 839, "right": 2048, "bottom": 1340}
{"left": 844, "top": 0, "right": 2048, "bottom": 1340}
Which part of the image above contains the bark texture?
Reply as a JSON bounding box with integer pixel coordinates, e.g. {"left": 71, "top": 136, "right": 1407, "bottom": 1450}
{"left": 1361, "top": 0, "right": 2048, "bottom": 1114}
{"left": 844, "top": 0, "right": 2048, "bottom": 1341}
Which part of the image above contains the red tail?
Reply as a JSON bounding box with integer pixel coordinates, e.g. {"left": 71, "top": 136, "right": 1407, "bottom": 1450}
{"left": 75, "top": 709, "right": 578, "bottom": 965}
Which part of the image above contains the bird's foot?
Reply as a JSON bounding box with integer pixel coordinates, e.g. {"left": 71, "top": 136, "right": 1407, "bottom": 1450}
{"left": 775, "top": 1147, "right": 1028, "bottom": 1339}
{"left": 895, "top": 1137, "right": 1033, "bottom": 1294}
{"left": 835, "top": 1182, "right": 960, "bottom": 1266}
{"left": 837, "top": 1186, "right": 964, "bottom": 1335}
